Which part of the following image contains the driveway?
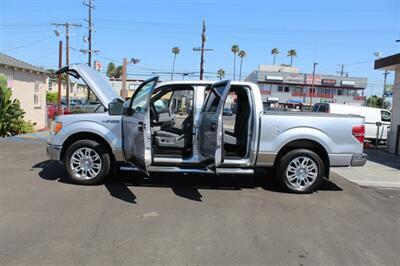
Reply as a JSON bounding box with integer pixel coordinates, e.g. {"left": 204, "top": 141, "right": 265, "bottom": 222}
{"left": 1, "top": 135, "right": 400, "bottom": 265}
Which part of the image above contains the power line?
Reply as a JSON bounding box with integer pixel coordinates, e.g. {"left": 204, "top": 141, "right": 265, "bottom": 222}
{"left": 0, "top": 35, "right": 54, "bottom": 53}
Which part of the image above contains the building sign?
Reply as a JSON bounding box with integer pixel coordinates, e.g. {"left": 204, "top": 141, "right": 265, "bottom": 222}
{"left": 94, "top": 60, "right": 102, "bottom": 72}
{"left": 321, "top": 79, "right": 336, "bottom": 86}
{"left": 305, "top": 74, "right": 321, "bottom": 85}
{"left": 265, "top": 75, "right": 283, "bottom": 82}
{"left": 341, "top": 80, "right": 356, "bottom": 86}
{"left": 284, "top": 73, "right": 304, "bottom": 84}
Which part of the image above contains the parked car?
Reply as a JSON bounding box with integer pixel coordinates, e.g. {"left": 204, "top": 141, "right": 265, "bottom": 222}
{"left": 82, "top": 100, "right": 103, "bottom": 112}
{"left": 313, "top": 103, "right": 391, "bottom": 142}
{"left": 47, "top": 64, "right": 366, "bottom": 193}
{"left": 47, "top": 103, "right": 72, "bottom": 119}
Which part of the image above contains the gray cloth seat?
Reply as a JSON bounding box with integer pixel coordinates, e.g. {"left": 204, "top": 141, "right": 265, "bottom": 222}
{"left": 154, "top": 113, "right": 193, "bottom": 149}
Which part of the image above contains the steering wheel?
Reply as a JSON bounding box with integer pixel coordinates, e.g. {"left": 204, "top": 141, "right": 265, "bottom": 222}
{"left": 150, "top": 102, "right": 159, "bottom": 123}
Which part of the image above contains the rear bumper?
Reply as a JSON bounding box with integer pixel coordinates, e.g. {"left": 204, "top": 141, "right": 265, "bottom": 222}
{"left": 46, "top": 143, "right": 62, "bottom": 161}
{"left": 350, "top": 153, "right": 367, "bottom": 167}
{"left": 329, "top": 153, "right": 367, "bottom": 167}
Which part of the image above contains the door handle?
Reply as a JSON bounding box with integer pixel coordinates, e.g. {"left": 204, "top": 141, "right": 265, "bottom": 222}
{"left": 210, "top": 122, "right": 216, "bottom": 132}
{"left": 138, "top": 121, "right": 144, "bottom": 131}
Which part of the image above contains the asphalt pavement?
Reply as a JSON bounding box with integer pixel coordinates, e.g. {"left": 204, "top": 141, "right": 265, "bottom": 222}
{"left": 1, "top": 134, "right": 400, "bottom": 265}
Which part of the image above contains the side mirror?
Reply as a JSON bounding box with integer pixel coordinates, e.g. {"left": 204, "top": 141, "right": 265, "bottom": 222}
{"left": 108, "top": 99, "right": 124, "bottom": 115}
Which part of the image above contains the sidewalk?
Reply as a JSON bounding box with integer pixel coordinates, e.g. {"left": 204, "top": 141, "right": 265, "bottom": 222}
{"left": 332, "top": 149, "right": 400, "bottom": 188}
{"left": 0, "top": 130, "right": 49, "bottom": 143}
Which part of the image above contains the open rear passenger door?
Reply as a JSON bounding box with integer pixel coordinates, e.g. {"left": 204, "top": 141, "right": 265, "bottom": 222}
{"left": 198, "top": 80, "right": 231, "bottom": 169}
{"left": 122, "top": 77, "right": 159, "bottom": 173}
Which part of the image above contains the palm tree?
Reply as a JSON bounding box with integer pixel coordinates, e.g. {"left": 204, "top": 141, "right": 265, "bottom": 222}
{"left": 171, "top": 47, "right": 180, "bottom": 80}
{"left": 231, "top": 44, "right": 240, "bottom": 80}
{"left": 238, "top": 50, "right": 247, "bottom": 81}
{"left": 271, "top": 48, "right": 279, "bottom": 65}
{"left": 106, "top": 62, "right": 116, "bottom": 78}
{"left": 287, "top": 49, "right": 297, "bottom": 66}
{"left": 217, "top": 68, "right": 225, "bottom": 80}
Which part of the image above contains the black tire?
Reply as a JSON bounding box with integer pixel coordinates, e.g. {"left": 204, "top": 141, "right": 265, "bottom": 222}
{"left": 276, "top": 149, "right": 325, "bottom": 194}
{"left": 63, "top": 139, "right": 111, "bottom": 185}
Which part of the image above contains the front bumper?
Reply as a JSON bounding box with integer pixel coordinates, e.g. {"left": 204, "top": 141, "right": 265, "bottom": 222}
{"left": 46, "top": 143, "right": 62, "bottom": 161}
{"left": 350, "top": 153, "right": 367, "bottom": 167}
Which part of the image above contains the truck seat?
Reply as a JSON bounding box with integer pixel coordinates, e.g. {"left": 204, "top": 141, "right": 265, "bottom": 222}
{"left": 154, "top": 113, "right": 193, "bottom": 149}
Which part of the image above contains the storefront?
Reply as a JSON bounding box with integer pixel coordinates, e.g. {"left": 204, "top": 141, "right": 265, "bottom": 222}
{"left": 245, "top": 65, "right": 368, "bottom": 106}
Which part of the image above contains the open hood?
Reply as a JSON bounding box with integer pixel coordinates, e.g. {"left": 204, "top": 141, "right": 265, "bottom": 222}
{"left": 56, "top": 64, "right": 122, "bottom": 106}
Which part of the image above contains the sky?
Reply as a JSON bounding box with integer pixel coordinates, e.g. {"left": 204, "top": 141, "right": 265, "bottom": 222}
{"left": 1, "top": 0, "right": 400, "bottom": 95}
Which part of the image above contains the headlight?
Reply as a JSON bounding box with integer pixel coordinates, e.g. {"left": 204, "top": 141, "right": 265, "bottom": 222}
{"left": 50, "top": 121, "right": 63, "bottom": 135}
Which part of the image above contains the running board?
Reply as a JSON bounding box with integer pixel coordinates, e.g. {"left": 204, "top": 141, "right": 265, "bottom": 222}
{"left": 119, "top": 165, "right": 254, "bottom": 175}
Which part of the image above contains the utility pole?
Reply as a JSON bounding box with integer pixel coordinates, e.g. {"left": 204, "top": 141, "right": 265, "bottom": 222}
{"left": 193, "top": 19, "right": 213, "bottom": 80}
{"left": 51, "top": 23, "right": 81, "bottom": 110}
{"left": 82, "top": 0, "right": 99, "bottom": 100}
{"left": 120, "top": 58, "right": 140, "bottom": 99}
{"left": 382, "top": 70, "right": 390, "bottom": 108}
{"left": 309, "top": 62, "right": 318, "bottom": 108}
{"left": 57, "top": 41, "right": 63, "bottom": 116}
{"left": 336, "top": 64, "right": 348, "bottom": 77}
{"left": 121, "top": 58, "right": 128, "bottom": 99}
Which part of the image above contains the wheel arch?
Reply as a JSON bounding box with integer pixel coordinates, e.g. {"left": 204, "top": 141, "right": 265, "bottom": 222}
{"left": 273, "top": 139, "right": 330, "bottom": 178}
{"left": 60, "top": 132, "right": 115, "bottom": 163}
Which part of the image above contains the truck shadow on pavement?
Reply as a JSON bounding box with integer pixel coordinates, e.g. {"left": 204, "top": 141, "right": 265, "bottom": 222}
{"left": 33, "top": 160, "right": 342, "bottom": 204}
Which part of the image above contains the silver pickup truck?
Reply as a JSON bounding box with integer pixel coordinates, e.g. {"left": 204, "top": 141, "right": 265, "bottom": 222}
{"left": 47, "top": 64, "right": 366, "bottom": 193}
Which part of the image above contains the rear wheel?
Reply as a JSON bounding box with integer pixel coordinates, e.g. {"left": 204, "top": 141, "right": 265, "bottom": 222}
{"left": 276, "top": 149, "right": 324, "bottom": 193}
{"left": 64, "top": 139, "right": 111, "bottom": 185}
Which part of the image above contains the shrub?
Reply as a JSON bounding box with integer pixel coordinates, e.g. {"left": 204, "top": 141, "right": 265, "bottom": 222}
{"left": 46, "top": 92, "right": 58, "bottom": 104}
{"left": 0, "top": 73, "right": 35, "bottom": 137}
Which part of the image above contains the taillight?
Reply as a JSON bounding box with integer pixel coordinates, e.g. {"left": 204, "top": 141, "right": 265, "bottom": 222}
{"left": 352, "top": 125, "right": 365, "bottom": 144}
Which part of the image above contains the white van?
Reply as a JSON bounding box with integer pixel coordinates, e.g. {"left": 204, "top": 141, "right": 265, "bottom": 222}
{"left": 313, "top": 103, "right": 391, "bottom": 142}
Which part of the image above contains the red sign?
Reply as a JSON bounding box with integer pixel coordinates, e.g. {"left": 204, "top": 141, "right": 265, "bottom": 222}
{"left": 321, "top": 79, "right": 337, "bottom": 86}
{"left": 305, "top": 74, "right": 321, "bottom": 85}
{"left": 94, "top": 60, "right": 102, "bottom": 72}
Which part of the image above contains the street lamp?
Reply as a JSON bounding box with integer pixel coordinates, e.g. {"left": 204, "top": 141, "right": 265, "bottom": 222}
{"left": 373, "top": 52, "right": 390, "bottom": 108}
{"left": 309, "top": 62, "right": 318, "bottom": 108}
{"left": 373, "top": 51, "right": 382, "bottom": 58}
{"left": 131, "top": 58, "right": 140, "bottom": 64}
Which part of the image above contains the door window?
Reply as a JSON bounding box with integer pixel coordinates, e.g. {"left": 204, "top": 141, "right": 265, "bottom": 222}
{"left": 153, "top": 91, "right": 173, "bottom": 112}
{"left": 381, "top": 110, "right": 391, "bottom": 122}
{"left": 130, "top": 81, "right": 156, "bottom": 113}
{"left": 203, "top": 89, "right": 220, "bottom": 113}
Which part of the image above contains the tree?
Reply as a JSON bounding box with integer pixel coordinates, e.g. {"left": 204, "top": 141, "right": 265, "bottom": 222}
{"left": 46, "top": 92, "right": 58, "bottom": 104}
{"left": 231, "top": 44, "right": 240, "bottom": 80}
{"left": 0, "top": 73, "right": 34, "bottom": 137}
{"left": 287, "top": 49, "right": 297, "bottom": 66}
{"left": 217, "top": 68, "right": 225, "bottom": 80}
{"left": 106, "top": 62, "right": 116, "bottom": 78}
{"left": 367, "top": 95, "right": 383, "bottom": 108}
{"left": 115, "top": 65, "right": 123, "bottom": 79}
{"left": 271, "top": 48, "right": 279, "bottom": 65}
{"left": 238, "top": 50, "right": 247, "bottom": 81}
{"left": 171, "top": 47, "right": 180, "bottom": 80}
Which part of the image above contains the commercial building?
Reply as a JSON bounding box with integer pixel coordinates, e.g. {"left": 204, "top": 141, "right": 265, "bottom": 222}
{"left": 375, "top": 53, "right": 400, "bottom": 155}
{"left": 245, "top": 64, "right": 368, "bottom": 108}
{"left": 0, "top": 53, "right": 48, "bottom": 129}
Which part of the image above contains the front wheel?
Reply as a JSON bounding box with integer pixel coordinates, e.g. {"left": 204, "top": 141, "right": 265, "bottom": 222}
{"left": 276, "top": 149, "right": 325, "bottom": 193}
{"left": 64, "top": 139, "right": 111, "bottom": 185}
